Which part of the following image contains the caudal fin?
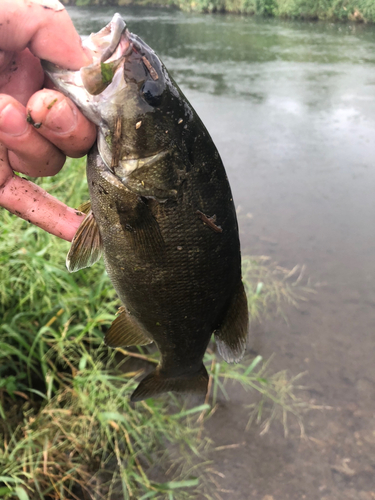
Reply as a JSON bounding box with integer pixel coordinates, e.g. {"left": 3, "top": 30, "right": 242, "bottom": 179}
{"left": 131, "top": 365, "right": 209, "bottom": 402}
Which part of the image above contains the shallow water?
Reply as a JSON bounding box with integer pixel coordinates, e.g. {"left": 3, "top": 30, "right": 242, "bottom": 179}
{"left": 68, "top": 7, "right": 375, "bottom": 498}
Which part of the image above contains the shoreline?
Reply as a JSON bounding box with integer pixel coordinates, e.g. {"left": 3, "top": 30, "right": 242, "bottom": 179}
{"left": 61, "top": 0, "right": 375, "bottom": 23}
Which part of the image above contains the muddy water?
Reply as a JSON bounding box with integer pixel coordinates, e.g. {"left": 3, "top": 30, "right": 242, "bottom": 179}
{"left": 69, "top": 7, "right": 375, "bottom": 499}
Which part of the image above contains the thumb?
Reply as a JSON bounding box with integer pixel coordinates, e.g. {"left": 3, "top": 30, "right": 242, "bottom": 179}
{"left": 0, "top": 0, "right": 92, "bottom": 70}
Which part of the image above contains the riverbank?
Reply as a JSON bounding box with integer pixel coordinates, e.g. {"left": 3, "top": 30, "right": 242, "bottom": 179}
{"left": 0, "top": 156, "right": 307, "bottom": 500}
{"left": 61, "top": 0, "right": 375, "bottom": 22}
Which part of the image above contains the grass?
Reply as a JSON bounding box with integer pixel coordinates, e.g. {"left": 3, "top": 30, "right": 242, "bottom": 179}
{"left": 0, "top": 157, "right": 311, "bottom": 499}
{"left": 242, "top": 255, "right": 311, "bottom": 323}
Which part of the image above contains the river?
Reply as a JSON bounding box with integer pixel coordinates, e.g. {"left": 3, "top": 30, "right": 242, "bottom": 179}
{"left": 68, "top": 7, "right": 375, "bottom": 499}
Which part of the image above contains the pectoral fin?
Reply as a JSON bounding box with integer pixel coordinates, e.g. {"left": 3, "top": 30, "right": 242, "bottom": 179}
{"left": 116, "top": 197, "right": 165, "bottom": 260}
{"left": 105, "top": 308, "right": 153, "bottom": 348}
{"left": 66, "top": 210, "right": 103, "bottom": 272}
{"left": 77, "top": 200, "right": 92, "bottom": 215}
{"left": 215, "top": 281, "right": 249, "bottom": 363}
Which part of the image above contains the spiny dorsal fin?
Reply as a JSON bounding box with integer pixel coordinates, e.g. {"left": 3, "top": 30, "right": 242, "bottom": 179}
{"left": 215, "top": 280, "right": 249, "bottom": 363}
{"left": 131, "top": 364, "right": 208, "bottom": 402}
{"left": 77, "top": 200, "right": 91, "bottom": 215}
{"left": 105, "top": 308, "right": 153, "bottom": 348}
{"left": 66, "top": 210, "right": 102, "bottom": 273}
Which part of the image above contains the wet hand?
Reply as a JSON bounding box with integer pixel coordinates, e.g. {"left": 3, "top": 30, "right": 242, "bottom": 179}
{"left": 0, "top": 0, "right": 97, "bottom": 241}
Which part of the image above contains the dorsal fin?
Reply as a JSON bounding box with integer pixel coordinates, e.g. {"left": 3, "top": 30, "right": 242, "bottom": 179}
{"left": 105, "top": 308, "right": 153, "bottom": 348}
{"left": 66, "top": 210, "right": 103, "bottom": 273}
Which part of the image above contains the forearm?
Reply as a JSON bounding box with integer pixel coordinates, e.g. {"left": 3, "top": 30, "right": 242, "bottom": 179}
{"left": 0, "top": 173, "right": 83, "bottom": 241}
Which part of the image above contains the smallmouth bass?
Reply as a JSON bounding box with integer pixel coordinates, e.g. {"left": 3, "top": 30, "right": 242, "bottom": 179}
{"left": 43, "top": 14, "right": 249, "bottom": 402}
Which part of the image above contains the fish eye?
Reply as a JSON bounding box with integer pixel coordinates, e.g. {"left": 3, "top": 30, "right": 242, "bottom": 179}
{"left": 141, "top": 80, "right": 163, "bottom": 107}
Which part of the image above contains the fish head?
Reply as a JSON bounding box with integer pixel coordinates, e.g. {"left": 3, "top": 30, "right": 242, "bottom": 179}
{"left": 43, "top": 13, "right": 190, "bottom": 175}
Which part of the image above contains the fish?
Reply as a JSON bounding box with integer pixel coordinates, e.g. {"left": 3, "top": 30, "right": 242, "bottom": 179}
{"left": 43, "top": 13, "right": 249, "bottom": 402}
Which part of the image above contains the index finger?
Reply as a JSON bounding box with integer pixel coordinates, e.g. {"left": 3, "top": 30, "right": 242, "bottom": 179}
{"left": 0, "top": 0, "right": 91, "bottom": 70}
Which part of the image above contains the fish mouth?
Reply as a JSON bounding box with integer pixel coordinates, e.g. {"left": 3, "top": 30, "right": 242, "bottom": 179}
{"left": 42, "top": 14, "right": 132, "bottom": 96}
{"left": 84, "top": 13, "right": 132, "bottom": 66}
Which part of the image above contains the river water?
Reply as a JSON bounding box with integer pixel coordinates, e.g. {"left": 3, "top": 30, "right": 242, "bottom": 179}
{"left": 68, "top": 7, "right": 375, "bottom": 499}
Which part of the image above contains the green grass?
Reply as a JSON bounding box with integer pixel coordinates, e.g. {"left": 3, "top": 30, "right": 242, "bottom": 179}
{"left": 0, "top": 158, "right": 310, "bottom": 499}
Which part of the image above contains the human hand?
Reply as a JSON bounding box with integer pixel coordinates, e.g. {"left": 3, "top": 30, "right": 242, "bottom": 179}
{"left": 0, "top": 0, "right": 97, "bottom": 241}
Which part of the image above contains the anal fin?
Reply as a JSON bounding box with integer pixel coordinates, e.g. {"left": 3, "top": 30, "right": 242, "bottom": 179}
{"left": 131, "top": 364, "right": 208, "bottom": 402}
{"left": 215, "top": 280, "right": 249, "bottom": 363}
{"left": 105, "top": 308, "right": 153, "bottom": 348}
{"left": 66, "top": 210, "right": 102, "bottom": 272}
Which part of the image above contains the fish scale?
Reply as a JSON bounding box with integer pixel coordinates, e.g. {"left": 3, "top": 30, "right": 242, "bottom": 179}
{"left": 43, "top": 13, "right": 249, "bottom": 401}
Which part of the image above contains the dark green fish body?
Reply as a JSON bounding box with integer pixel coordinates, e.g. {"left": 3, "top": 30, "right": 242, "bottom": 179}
{"left": 43, "top": 14, "right": 248, "bottom": 401}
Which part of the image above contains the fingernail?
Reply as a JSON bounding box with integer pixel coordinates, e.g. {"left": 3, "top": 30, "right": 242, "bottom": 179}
{"left": 0, "top": 104, "right": 28, "bottom": 136}
{"left": 45, "top": 99, "right": 77, "bottom": 133}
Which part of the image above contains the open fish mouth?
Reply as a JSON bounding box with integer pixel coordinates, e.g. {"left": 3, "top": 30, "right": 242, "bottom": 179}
{"left": 90, "top": 13, "right": 127, "bottom": 64}
{"left": 42, "top": 13, "right": 133, "bottom": 96}
{"left": 79, "top": 13, "right": 133, "bottom": 95}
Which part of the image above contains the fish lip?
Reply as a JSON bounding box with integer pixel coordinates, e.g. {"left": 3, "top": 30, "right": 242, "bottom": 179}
{"left": 41, "top": 14, "right": 132, "bottom": 99}
{"left": 99, "top": 13, "right": 127, "bottom": 63}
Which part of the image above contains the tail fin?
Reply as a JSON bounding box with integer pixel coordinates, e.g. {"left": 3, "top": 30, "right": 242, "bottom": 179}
{"left": 130, "top": 365, "right": 209, "bottom": 402}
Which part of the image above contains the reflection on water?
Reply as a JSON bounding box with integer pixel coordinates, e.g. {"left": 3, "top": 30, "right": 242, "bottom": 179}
{"left": 67, "top": 7, "right": 375, "bottom": 498}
